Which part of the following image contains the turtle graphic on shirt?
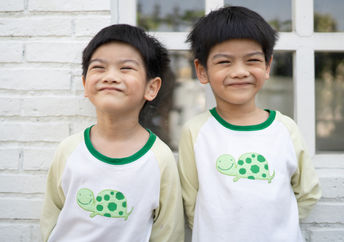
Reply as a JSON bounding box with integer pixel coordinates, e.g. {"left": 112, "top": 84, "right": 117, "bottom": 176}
{"left": 216, "top": 152, "right": 275, "bottom": 183}
{"left": 77, "top": 188, "right": 133, "bottom": 220}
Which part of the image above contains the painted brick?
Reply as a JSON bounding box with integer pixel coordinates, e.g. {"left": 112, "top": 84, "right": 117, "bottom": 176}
{"left": 0, "top": 122, "right": 69, "bottom": 142}
{"left": 73, "top": 75, "right": 84, "bottom": 91}
{"left": 29, "top": 0, "right": 110, "bottom": 11}
{"left": 20, "top": 96, "right": 95, "bottom": 117}
{"left": 0, "top": 198, "right": 42, "bottom": 219}
{"left": 25, "top": 42, "right": 85, "bottom": 63}
{"left": 70, "top": 118, "right": 96, "bottom": 134}
{"left": 77, "top": 98, "right": 96, "bottom": 116}
{"left": 303, "top": 202, "right": 344, "bottom": 223}
{"left": 0, "top": 17, "right": 72, "bottom": 37}
{"left": 310, "top": 228, "right": 344, "bottom": 242}
{"left": 0, "top": 0, "right": 24, "bottom": 11}
{"left": 0, "top": 42, "right": 23, "bottom": 62}
{"left": 0, "top": 98, "right": 21, "bottom": 116}
{"left": 74, "top": 16, "right": 111, "bottom": 36}
{"left": 0, "top": 174, "right": 46, "bottom": 193}
{"left": 0, "top": 69, "right": 71, "bottom": 90}
{"left": 23, "top": 148, "right": 55, "bottom": 171}
{"left": 21, "top": 96, "right": 78, "bottom": 116}
{"left": 0, "top": 223, "right": 41, "bottom": 242}
{"left": 318, "top": 169, "right": 344, "bottom": 198}
{"left": 0, "top": 149, "right": 20, "bottom": 170}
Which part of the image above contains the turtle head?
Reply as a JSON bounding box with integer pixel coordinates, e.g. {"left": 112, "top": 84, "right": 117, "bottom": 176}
{"left": 216, "top": 154, "right": 236, "bottom": 175}
{"left": 77, "top": 188, "right": 95, "bottom": 212}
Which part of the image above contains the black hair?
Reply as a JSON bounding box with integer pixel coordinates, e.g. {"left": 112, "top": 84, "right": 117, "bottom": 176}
{"left": 82, "top": 24, "right": 172, "bottom": 125}
{"left": 187, "top": 6, "right": 278, "bottom": 67}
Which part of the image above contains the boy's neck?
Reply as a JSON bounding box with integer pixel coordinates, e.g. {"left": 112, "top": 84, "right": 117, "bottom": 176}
{"left": 215, "top": 105, "right": 269, "bottom": 126}
{"left": 89, "top": 111, "right": 150, "bottom": 158}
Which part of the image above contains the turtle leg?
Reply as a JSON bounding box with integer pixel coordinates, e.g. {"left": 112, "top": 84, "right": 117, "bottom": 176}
{"left": 268, "top": 170, "right": 276, "bottom": 183}
{"left": 90, "top": 212, "right": 97, "bottom": 218}
{"left": 233, "top": 176, "right": 240, "bottom": 182}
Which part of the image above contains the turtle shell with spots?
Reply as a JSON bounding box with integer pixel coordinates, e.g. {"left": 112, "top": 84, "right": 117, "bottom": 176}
{"left": 77, "top": 188, "right": 133, "bottom": 220}
{"left": 216, "top": 152, "right": 275, "bottom": 183}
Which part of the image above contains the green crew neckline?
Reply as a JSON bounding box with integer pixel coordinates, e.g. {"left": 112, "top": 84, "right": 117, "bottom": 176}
{"left": 210, "top": 108, "right": 276, "bottom": 131}
{"left": 84, "top": 126, "right": 156, "bottom": 165}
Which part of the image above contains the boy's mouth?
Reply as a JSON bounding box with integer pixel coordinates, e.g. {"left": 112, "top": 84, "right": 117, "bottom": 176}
{"left": 227, "top": 82, "right": 253, "bottom": 87}
{"left": 99, "top": 86, "right": 123, "bottom": 92}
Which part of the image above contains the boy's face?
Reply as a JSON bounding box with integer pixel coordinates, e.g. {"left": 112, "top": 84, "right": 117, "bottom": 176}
{"left": 195, "top": 39, "right": 272, "bottom": 110}
{"left": 82, "top": 42, "right": 161, "bottom": 115}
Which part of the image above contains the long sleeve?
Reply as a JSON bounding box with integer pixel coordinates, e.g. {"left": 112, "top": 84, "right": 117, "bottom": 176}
{"left": 177, "top": 124, "right": 199, "bottom": 229}
{"left": 277, "top": 112, "right": 322, "bottom": 219}
{"left": 40, "top": 147, "right": 66, "bottom": 242}
{"left": 150, "top": 138, "right": 185, "bottom": 242}
{"left": 290, "top": 136, "right": 321, "bottom": 219}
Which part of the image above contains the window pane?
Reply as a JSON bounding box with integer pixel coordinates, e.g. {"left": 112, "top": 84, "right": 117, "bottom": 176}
{"left": 314, "top": 0, "right": 344, "bottom": 32}
{"left": 224, "top": 0, "right": 292, "bottom": 32}
{"left": 137, "top": 0, "right": 205, "bottom": 32}
{"left": 144, "top": 51, "right": 206, "bottom": 150}
{"left": 315, "top": 52, "right": 344, "bottom": 151}
{"left": 256, "top": 52, "right": 294, "bottom": 118}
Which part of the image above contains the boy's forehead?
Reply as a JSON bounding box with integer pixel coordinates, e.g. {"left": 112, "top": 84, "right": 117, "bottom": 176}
{"left": 90, "top": 42, "right": 144, "bottom": 63}
{"left": 208, "top": 39, "right": 264, "bottom": 57}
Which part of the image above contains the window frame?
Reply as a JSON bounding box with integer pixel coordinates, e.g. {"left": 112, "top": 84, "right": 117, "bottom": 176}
{"left": 111, "top": 0, "right": 344, "bottom": 165}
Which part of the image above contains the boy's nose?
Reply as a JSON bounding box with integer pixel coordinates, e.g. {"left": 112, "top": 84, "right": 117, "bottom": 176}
{"left": 102, "top": 68, "right": 121, "bottom": 83}
{"left": 229, "top": 63, "right": 249, "bottom": 79}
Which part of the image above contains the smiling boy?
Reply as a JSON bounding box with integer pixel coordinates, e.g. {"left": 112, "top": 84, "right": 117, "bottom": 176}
{"left": 178, "top": 6, "right": 321, "bottom": 242}
{"left": 40, "top": 24, "right": 184, "bottom": 242}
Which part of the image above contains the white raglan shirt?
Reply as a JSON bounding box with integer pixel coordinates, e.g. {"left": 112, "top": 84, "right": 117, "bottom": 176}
{"left": 41, "top": 127, "right": 184, "bottom": 242}
{"left": 178, "top": 108, "right": 321, "bottom": 242}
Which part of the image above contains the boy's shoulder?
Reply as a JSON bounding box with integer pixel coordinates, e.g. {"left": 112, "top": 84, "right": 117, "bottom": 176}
{"left": 182, "top": 110, "right": 212, "bottom": 131}
{"left": 57, "top": 131, "right": 84, "bottom": 151}
{"left": 151, "top": 135, "right": 178, "bottom": 172}
{"left": 274, "top": 110, "right": 300, "bottom": 132}
{"left": 53, "top": 131, "right": 84, "bottom": 161}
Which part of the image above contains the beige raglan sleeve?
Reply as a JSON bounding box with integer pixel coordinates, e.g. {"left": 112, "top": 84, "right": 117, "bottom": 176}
{"left": 277, "top": 113, "right": 322, "bottom": 219}
{"left": 40, "top": 133, "right": 83, "bottom": 241}
{"left": 177, "top": 122, "right": 199, "bottom": 229}
{"left": 177, "top": 112, "right": 210, "bottom": 229}
{"left": 150, "top": 137, "right": 185, "bottom": 242}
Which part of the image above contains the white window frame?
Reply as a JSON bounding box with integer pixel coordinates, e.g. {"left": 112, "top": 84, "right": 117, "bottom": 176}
{"left": 111, "top": 0, "right": 344, "bottom": 166}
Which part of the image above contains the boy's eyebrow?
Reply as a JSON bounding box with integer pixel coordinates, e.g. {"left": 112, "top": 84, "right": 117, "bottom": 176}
{"left": 89, "top": 58, "right": 141, "bottom": 66}
{"left": 212, "top": 52, "right": 265, "bottom": 59}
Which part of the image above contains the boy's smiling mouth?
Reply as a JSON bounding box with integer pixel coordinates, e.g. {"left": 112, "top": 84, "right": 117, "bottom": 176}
{"left": 99, "top": 86, "right": 123, "bottom": 92}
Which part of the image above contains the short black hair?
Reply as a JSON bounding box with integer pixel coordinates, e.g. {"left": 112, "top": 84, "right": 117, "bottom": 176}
{"left": 187, "top": 6, "right": 278, "bottom": 67}
{"left": 82, "top": 24, "right": 169, "bottom": 80}
{"left": 82, "top": 24, "right": 171, "bottom": 125}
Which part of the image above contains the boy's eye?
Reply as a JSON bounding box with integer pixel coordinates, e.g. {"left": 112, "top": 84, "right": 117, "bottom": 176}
{"left": 248, "top": 58, "right": 263, "bottom": 63}
{"left": 121, "top": 66, "right": 135, "bottom": 70}
{"left": 217, "top": 60, "right": 230, "bottom": 64}
{"left": 91, "top": 65, "right": 104, "bottom": 69}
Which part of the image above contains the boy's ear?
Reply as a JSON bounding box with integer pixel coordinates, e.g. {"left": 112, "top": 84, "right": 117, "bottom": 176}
{"left": 82, "top": 75, "right": 88, "bottom": 97}
{"left": 265, "top": 55, "right": 273, "bottom": 80}
{"left": 144, "top": 77, "right": 162, "bottom": 101}
{"left": 194, "top": 59, "right": 209, "bottom": 84}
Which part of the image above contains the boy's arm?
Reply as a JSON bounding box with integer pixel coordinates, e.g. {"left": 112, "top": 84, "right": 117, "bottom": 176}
{"left": 279, "top": 114, "right": 322, "bottom": 219}
{"left": 150, "top": 139, "right": 185, "bottom": 242}
{"left": 291, "top": 145, "right": 321, "bottom": 219}
{"left": 177, "top": 124, "right": 199, "bottom": 229}
{"left": 40, "top": 149, "right": 66, "bottom": 242}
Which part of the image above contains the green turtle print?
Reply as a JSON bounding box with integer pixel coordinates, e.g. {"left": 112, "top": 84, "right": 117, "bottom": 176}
{"left": 216, "top": 152, "right": 275, "bottom": 183}
{"left": 77, "top": 188, "right": 133, "bottom": 220}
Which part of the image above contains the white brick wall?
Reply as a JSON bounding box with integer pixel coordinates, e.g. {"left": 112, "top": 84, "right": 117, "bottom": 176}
{"left": 0, "top": 1, "right": 109, "bottom": 241}
{"left": 1, "top": 1, "right": 343, "bottom": 242}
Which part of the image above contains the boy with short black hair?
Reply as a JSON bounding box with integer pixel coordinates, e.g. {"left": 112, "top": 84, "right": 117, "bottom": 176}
{"left": 178, "top": 6, "right": 321, "bottom": 242}
{"left": 40, "top": 24, "right": 184, "bottom": 242}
